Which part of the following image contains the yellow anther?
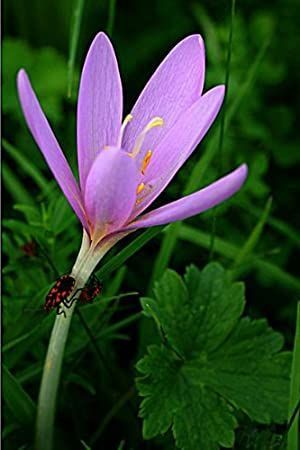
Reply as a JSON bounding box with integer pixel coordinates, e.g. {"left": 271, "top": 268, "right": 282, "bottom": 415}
{"left": 141, "top": 150, "right": 152, "bottom": 174}
{"left": 136, "top": 183, "right": 145, "bottom": 195}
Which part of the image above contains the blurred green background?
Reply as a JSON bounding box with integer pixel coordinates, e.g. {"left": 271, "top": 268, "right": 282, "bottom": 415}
{"left": 2, "top": 0, "right": 300, "bottom": 448}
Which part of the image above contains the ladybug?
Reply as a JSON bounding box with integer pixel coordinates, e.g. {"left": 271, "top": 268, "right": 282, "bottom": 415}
{"left": 44, "top": 274, "right": 75, "bottom": 316}
{"left": 78, "top": 275, "right": 102, "bottom": 305}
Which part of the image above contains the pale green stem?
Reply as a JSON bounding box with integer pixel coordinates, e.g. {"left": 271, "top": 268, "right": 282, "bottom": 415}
{"left": 35, "top": 231, "right": 117, "bottom": 450}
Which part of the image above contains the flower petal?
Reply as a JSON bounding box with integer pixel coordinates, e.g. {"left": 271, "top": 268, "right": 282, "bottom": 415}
{"left": 131, "top": 85, "right": 225, "bottom": 218}
{"left": 77, "top": 32, "right": 123, "bottom": 190}
{"left": 122, "top": 34, "right": 205, "bottom": 153}
{"left": 84, "top": 148, "right": 138, "bottom": 239}
{"left": 17, "top": 69, "right": 87, "bottom": 228}
{"left": 125, "top": 165, "right": 247, "bottom": 229}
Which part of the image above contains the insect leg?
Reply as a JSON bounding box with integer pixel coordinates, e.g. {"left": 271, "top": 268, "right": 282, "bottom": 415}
{"left": 63, "top": 295, "right": 78, "bottom": 309}
{"left": 66, "top": 288, "right": 83, "bottom": 305}
{"left": 56, "top": 305, "right": 66, "bottom": 318}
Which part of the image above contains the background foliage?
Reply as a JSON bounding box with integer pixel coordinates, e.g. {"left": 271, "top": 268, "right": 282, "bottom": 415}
{"left": 2, "top": 0, "right": 300, "bottom": 449}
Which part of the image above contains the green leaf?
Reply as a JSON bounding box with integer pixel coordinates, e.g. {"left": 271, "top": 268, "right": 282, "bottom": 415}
{"left": 107, "top": 0, "right": 117, "bottom": 36}
{"left": 3, "top": 163, "right": 34, "bottom": 205}
{"left": 230, "top": 196, "right": 272, "bottom": 275}
{"left": 137, "top": 345, "right": 236, "bottom": 449}
{"left": 137, "top": 263, "right": 291, "bottom": 450}
{"left": 2, "top": 139, "right": 50, "bottom": 193}
{"left": 2, "top": 364, "right": 36, "bottom": 426}
{"left": 67, "top": 0, "right": 85, "bottom": 97}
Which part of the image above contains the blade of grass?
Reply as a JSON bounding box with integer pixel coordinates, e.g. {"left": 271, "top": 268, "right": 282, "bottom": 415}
{"left": 106, "top": 0, "right": 117, "bottom": 36}
{"left": 90, "top": 387, "right": 135, "bottom": 445}
{"left": 3, "top": 139, "right": 49, "bottom": 193}
{"left": 2, "top": 424, "right": 20, "bottom": 440}
{"left": 179, "top": 224, "right": 300, "bottom": 292}
{"left": 97, "top": 227, "right": 163, "bottom": 280}
{"left": 18, "top": 365, "right": 43, "bottom": 385}
{"left": 209, "top": 0, "right": 236, "bottom": 259}
{"left": 117, "top": 441, "right": 125, "bottom": 450}
{"left": 104, "top": 265, "right": 127, "bottom": 296}
{"left": 76, "top": 308, "right": 114, "bottom": 374}
{"left": 3, "top": 365, "right": 36, "bottom": 426}
{"left": 67, "top": 0, "right": 85, "bottom": 97}
{"left": 235, "top": 198, "right": 300, "bottom": 249}
{"left": 80, "top": 292, "right": 139, "bottom": 310}
{"left": 80, "top": 440, "right": 91, "bottom": 450}
{"left": 192, "top": 4, "right": 222, "bottom": 65}
{"left": 287, "top": 302, "right": 300, "bottom": 450}
{"left": 3, "top": 163, "right": 34, "bottom": 205}
{"left": 216, "top": 0, "right": 235, "bottom": 175}
{"left": 95, "top": 312, "right": 142, "bottom": 340}
{"left": 147, "top": 223, "right": 180, "bottom": 292}
{"left": 3, "top": 218, "right": 36, "bottom": 236}
{"left": 231, "top": 197, "right": 272, "bottom": 276}
{"left": 227, "top": 37, "right": 271, "bottom": 123}
{"left": 256, "top": 261, "right": 300, "bottom": 293}
{"left": 3, "top": 315, "right": 53, "bottom": 353}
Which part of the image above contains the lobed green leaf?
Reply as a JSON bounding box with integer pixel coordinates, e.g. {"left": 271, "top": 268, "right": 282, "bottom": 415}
{"left": 137, "top": 263, "right": 291, "bottom": 449}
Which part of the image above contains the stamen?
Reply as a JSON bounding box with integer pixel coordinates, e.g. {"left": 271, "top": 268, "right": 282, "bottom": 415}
{"left": 141, "top": 150, "right": 152, "bottom": 174}
{"left": 131, "top": 116, "right": 164, "bottom": 157}
{"left": 136, "top": 183, "right": 145, "bottom": 194}
{"left": 135, "top": 183, "right": 153, "bottom": 205}
{"left": 117, "top": 114, "right": 133, "bottom": 147}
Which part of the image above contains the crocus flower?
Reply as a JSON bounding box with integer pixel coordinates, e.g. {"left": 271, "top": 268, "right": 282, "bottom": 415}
{"left": 17, "top": 32, "right": 247, "bottom": 285}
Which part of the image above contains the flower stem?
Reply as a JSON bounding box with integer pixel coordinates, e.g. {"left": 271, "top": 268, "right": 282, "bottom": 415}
{"left": 35, "top": 302, "right": 76, "bottom": 450}
{"left": 35, "top": 231, "right": 116, "bottom": 450}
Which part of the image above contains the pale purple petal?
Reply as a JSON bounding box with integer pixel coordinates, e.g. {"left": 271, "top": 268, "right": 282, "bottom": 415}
{"left": 77, "top": 32, "right": 123, "bottom": 190}
{"left": 124, "top": 165, "right": 247, "bottom": 230}
{"left": 122, "top": 34, "right": 205, "bottom": 153}
{"left": 130, "top": 85, "right": 225, "bottom": 219}
{"left": 84, "top": 148, "right": 138, "bottom": 238}
{"left": 17, "top": 69, "right": 87, "bottom": 228}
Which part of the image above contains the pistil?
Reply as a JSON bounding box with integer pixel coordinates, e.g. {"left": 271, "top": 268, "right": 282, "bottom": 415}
{"left": 117, "top": 114, "right": 133, "bottom": 147}
{"left": 131, "top": 117, "right": 163, "bottom": 158}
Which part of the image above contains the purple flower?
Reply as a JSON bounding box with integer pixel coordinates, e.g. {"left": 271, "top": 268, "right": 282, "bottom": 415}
{"left": 17, "top": 32, "right": 247, "bottom": 250}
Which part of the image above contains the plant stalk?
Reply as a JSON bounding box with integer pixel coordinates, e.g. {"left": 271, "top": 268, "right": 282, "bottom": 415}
{"left": 35, "top": 231, "right": 115, "bottom": 450}
{"left": 35, "top": 300, "right": 77, "bottom": 450}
